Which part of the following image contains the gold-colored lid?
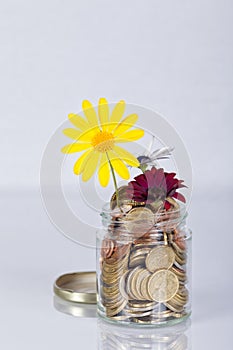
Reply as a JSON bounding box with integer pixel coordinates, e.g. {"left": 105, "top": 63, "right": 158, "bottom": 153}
{"left": 54, "top": 271, "right": 97, "bottom": 304}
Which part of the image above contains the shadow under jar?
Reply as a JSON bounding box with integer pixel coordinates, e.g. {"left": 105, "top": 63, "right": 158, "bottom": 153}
{"left": 96, "top": 202, "right": 192, "bottom": 326}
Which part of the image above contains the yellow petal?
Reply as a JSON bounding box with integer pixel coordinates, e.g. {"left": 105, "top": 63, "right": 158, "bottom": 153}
{"left": 98, "top": 153, "right": 110, "bottom": 187}
{"left": 108, "top": 151, "right": 130, "bottom": 180}
{"left": 73, "top": 149, "right": 93, "bottom": 175}
{"left": 113, "top": 145, "right": 139, "bottom": 167}
{"left": 82, "top": 100, "right": 99, "bottom": 127}
{"left": 116, "top": 129, "right": 144, "bottom": 143}
{"left": 63, "top": 128, "right": 82, "bottom": 140}
{"left": 113, "top": 114, "right": 138, "bottom": 136}
{"left": 98, "top": 98, "right": 109, "bottom": 130}
{"left": 61, "top": 143, "right": 91, "bottom": 153}
{"left": 68, "top": 113, "right": 90, "bottom": 131}
{"left": 82, "top": 151, "right": 100, "bottom": 182}
{"left": 109, "top": 100, "right": 125, "bottom": 126}
{"left": 77, "top": 125, "right": 100, "bottom": 142}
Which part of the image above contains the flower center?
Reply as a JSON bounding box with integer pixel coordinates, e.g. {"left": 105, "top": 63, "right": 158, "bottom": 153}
{"left": 92, "top": 131, "right": 115, "bottom": 153}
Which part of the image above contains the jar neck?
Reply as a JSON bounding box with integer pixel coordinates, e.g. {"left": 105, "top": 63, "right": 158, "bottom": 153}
{"left": 101, "top": 203, "right": 187, "bottom": 233}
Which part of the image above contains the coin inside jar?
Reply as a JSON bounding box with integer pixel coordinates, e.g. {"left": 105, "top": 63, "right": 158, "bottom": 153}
{"left": 124, "top": 207, "right": 155, "bottom": 238}
{"left": 147, "top": 269, "right": 179, "bottom": 303}
{"left": 145, "top": 246, "right": 175, "bottom": 272}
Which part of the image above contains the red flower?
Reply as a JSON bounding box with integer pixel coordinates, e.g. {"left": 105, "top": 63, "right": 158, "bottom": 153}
{"left": 127, "top": 167, "right": 186, "bottom": 210}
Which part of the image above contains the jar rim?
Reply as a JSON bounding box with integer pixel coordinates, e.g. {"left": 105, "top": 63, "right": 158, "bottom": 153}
{"left": 100, "top": 202, "right": 188, "bottom": 231}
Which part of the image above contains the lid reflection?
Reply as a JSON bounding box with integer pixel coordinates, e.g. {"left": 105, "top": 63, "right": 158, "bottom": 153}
{"left": 53, "top": 295, "right": 96, "bottom": 318}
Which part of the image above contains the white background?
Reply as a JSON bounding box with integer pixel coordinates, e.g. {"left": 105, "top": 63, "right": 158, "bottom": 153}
{"left": 1, "top": 1, "right": 233, "bottom": 349}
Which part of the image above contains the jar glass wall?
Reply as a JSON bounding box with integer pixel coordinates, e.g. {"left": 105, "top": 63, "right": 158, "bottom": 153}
{"left": 96, "top": 203, "right": 192, "bottom": 326}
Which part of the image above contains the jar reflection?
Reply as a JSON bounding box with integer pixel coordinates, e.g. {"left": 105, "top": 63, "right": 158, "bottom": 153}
{"left": 98, "top": 318, "right": 191, "bottom": 350}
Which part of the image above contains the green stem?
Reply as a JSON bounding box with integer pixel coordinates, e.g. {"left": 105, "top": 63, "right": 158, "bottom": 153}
{"left": 106, "top": 152, "right": 120, "bottom": 208}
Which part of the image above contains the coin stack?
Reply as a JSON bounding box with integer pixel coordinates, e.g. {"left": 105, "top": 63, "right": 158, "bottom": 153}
{"left": 98, "top": 190, "right": 190, "bottom": 324}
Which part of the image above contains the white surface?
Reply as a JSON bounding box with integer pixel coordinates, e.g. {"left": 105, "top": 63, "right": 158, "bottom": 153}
{"left": 1, "top": 190, "right": 232, "bottom": 349}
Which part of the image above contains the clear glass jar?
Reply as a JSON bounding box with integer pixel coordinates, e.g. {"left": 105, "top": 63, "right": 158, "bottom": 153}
{"left": 96, "top": 202, "right": 192, "bottom": 326}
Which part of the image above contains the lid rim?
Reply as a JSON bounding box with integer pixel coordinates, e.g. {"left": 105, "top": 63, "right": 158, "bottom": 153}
{"left": 54, "top": 271, "right": 97, "bottom": 304}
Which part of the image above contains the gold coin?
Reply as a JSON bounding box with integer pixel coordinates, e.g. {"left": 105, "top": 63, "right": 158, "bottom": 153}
{"left": 171, "top": 242, "right": 186, "bottom": 261}
{"left": 141, "top": 274, "right": 153, "bottom": 301}
{"left": 102, "top": 290, "right": 121, "bottom": 305}
{"left": 103, "top": 251, "right": 130, "bottom": 269}
{"left": 153, "top": 309, "right": 174, "bottom": 317}
{"left": 134, "top": 310, "right": 174, "bottom": 323}
{"left": 104, "top": 295, "right": 123, "bottom": 308}
{"left": 101, "top": 285, "right": 119, "bottom": 295}
{"left": 132, "top": 268, "right": 148, "bottom": 300}
{"left": 110, "top": 314, "right": 131, "bottom": 321}
{"left": 126, "top": 268, "right": 138, "bottom": 300}
{"left": 129, "top": 254, "right": 146, "bottom": 268}
{"left": 145, "top": 246, "right": 175, "bottom": 272}
{"left": 124, "top": 310, "right": 153, "bottom": 318}
{"left": 110, "top": 186, "right": 129, "bottom": 210}
{"left": 101, "top": 238, "right": 115, "bottom": 259}
{"left": 130, "top": 247, "right": 151, "bottom": 260}
{"left": 101, "top": 271, "right": 125, "bottom": 285}
{"left": 127, "top": 266, "right": 142, "bottom": 300}
{"left": 164, "top": 300, "right": 184, "bottom": 313}
{"left": 174, "top": 253, "right": 186, "bottom": 266}
{"left": 125, "top": 207, "right": 155, "bottom": 238}
{"left": 134, "top": 269, "right": 151, "bottom": 300}
{"left": 178, "top": 286, "right": 189, "bottom": 298}
{"left": 128, "top": 300, "right": 155, "bottom": 308}
{"left": 170, "top": 266, "right": 187, "bottom": 282}
{"left": 125, "top": 304, "right": 155, "bottom": 313}
{"left": 130, "top": 267, "right": 146, "bottom": 300}
{"left": 147, "top": 269, "right": 179, "bottom": 302}
{"left": 107, "top": 244, "right": 131, "bottom": 262}
{"left": 133, "top": 239, "right": 158, "bottom": 248}
{"left": 102, "top": 264, "right": 126, "bottom": 275}
{"left": 110, "top": 186, "right": 143, "bottom": 210}
{"left": 119, "top": 271, "right": 129, "bottom": 301}
{"left": 106, "top": 299, "right": 128, "bottom": 317}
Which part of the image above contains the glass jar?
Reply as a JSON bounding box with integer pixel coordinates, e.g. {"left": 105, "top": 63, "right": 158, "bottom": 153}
{"left": 96, "top": 202, "right": 192, "bottom": 326}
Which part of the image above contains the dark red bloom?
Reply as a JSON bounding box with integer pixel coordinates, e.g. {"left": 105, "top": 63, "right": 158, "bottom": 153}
{"left": 127, "top": 167, "right": 186, "bottom": 210}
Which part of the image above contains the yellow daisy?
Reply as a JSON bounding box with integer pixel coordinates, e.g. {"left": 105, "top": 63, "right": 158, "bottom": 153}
{"left": 61, "top": 98, "right": 144, "bottom": 187}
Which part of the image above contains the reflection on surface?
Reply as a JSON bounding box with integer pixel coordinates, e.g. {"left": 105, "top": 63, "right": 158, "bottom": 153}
{"left": 54, "top": 295, "right": 191, "bottom": 349}
{"left": 98, "top": 318, "right": 191, "bottom": 350}
{"left": 53, "top": 295, "right": 96, "bottom": 318}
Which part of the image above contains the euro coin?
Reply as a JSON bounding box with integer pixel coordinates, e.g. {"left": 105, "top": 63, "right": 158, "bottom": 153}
{"left": 101, "top": 238, "right": 115, "bottom": 259}
{"left": 170, "top": 266, "right": 187, "bottom": 283}
{"left": 145, "top": 246, "right": 175, "bottom": 272}
{"left": 119, "top": 271, "right": 129, "bottom": 301}
{"left": 129, "top": 254, "right": 146, "bottom": 268}
{"left": 106, "top": 299, "right": 128, "bottom": 317}
{"left": 125, "top": 207, "right": 155, "bottom": 238}
{"left": 130, "top": 247, "right": 151, "bottom": 260}
{"left": 110, "top": 186, "right": 129, "bottom": 210}
{"left": 141, "top": 274, "right": 153, "bottom": 301}
{"left": 147, "top": 269, "right": 179, "bottom": 302}
{"left": 130, "top": 267, "right": 146, "bottom": 300}
{"left": 127, "top": 266, "right": 142, "bottom": 300}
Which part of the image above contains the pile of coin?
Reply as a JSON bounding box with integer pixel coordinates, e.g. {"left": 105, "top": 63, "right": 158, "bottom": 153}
{"left": 98, "top": 190, "right": 189, "bottom": 324}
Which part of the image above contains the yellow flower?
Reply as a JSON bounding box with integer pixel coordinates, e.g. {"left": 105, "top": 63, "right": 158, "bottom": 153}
{"left": 61, "top": 98, "right": 144, "bottom": 187}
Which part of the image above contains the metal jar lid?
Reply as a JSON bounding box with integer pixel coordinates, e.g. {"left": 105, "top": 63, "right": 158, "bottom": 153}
{"left": 54, "top": 271, "right": 97, "bottom": 304}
